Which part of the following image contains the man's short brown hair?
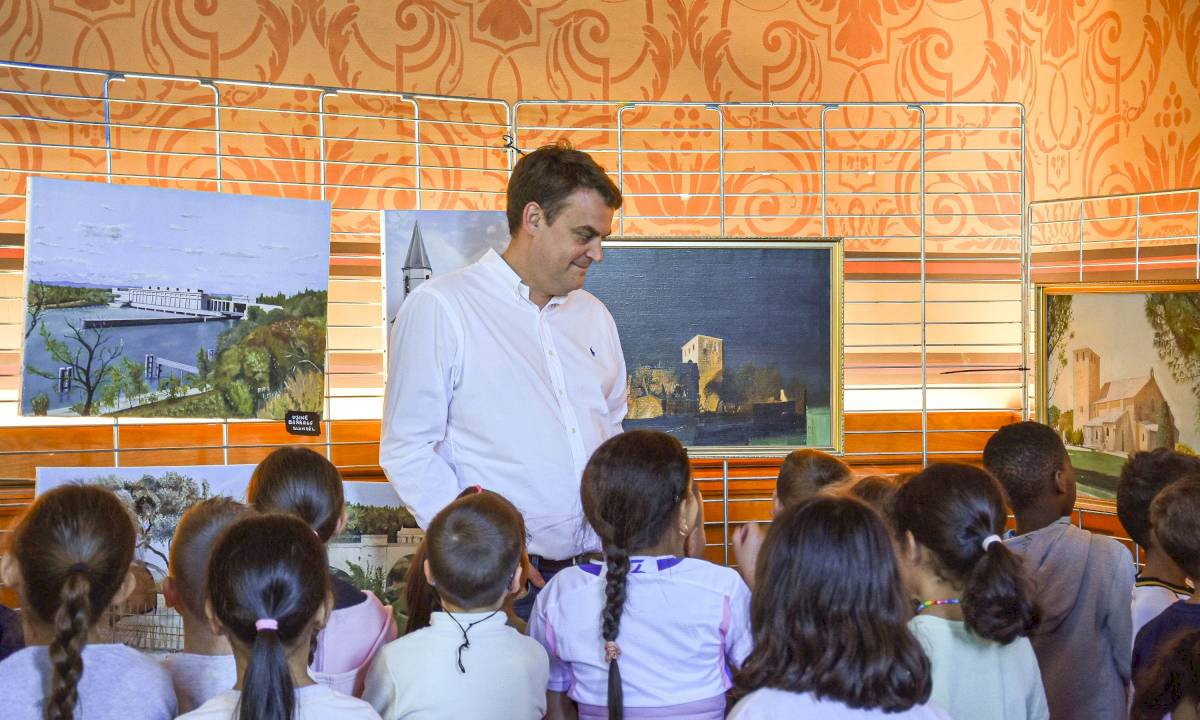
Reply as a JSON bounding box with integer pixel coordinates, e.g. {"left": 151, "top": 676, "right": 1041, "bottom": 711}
{"left": 506, "top": 141, "right": 622, "bottom": 234}
{"left": 1150, "top": 476, "right": 1200, "bottom": 580}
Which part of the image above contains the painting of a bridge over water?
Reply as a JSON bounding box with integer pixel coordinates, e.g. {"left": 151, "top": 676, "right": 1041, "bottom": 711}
{"left": 21, "top": 178, "right": 331, "bottom": 419}
{"left": 583, "top": 239, "right": 843, "bottom": 453}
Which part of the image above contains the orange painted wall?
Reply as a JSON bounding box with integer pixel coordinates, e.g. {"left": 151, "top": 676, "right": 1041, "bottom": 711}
{"left": 1, "top": 0, "right": 1196, "bottom": 201}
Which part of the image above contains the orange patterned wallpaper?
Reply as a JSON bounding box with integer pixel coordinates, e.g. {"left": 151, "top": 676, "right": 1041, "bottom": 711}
{"left": 0, "top": 0, "right": 1196, "bottom": 202}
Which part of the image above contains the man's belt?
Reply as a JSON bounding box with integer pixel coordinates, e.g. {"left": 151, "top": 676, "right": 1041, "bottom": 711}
{"left": 533, "top": 553, "right": 603, "bottom": 574}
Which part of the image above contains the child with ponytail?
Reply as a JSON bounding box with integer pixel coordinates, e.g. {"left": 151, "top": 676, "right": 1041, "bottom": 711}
{"left": 247, "top": 446, "right": 397, "bottom": 696}
{"left": 178, "top": 512, "right": 380, "bottom": 720}
{"left": 892, "top": 463, "right": 1048, "bottom": 720}
{"left": 529, "top": 430, "right": 752, "bottom": 720}
{"left": 0, "top": 484, "right": 177, "bottom": 720}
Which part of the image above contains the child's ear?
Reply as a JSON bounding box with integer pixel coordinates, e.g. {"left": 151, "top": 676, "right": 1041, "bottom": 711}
{"left": 507, "top": 563, "right": 522, "bottom": 596}
{"left": 162, "top": 577, "right": 180, "bottom": 611}
{"left": 204, "top": 599, "right": 225, "bottom": 637}
{"left": 0, "top": 554, "right": 20, "bottom": 592}
{"left": 771, "top": 491, "right": 783, "bottom": 518}
{"left": 334, "top": 507, "right": 348, "bottom": 537}
{"left": 110, "top": 567, "right": 139, "bottom": 608}
{"left": 316, "top": 593, "right": 333, "bottom": 631}
{"left": 423, "top": 558, "right": 435, "bottom": 587}
{"left": 903, "top": 530, "right": 920, "bottom": 564}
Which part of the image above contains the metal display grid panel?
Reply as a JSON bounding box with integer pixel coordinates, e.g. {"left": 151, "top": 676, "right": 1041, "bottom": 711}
{"left": 0, "top": 61, "right": 1028, "bottom": 564}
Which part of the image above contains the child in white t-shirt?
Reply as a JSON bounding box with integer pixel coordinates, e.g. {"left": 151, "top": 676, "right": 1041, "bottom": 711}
{"left": 893, "top": 463, "right": 1048, "bottom": 720}
{"left": 363, "top": 488, "right": 548, "bottom": 719}
{"left": 179, "top": 513, "right": 379, "bottom": 720}
{"left": 160, "top": 497, "right": 247, "bottom": 712}
{"left": 530, "top": 430, "right": 752, "bottom": 719}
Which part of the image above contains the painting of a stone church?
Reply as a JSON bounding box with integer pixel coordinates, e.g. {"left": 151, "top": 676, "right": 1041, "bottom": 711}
{"left": 1071, "top": 347, "right": 1177, "bottom": 454}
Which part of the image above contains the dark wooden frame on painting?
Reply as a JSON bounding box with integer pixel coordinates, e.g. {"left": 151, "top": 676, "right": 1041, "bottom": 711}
{"left": 585, "top": 238, "right": 844, "bottom": 456}
{"left": 1037, "top": 281, "right": 1200, "bottom": 509}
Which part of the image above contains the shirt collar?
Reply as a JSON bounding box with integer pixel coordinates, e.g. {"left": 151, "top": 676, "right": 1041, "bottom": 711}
{"left": 478, "top": 248, "right": 569, "bottom": 308}
{"left": 429, "top": 609, "right": 508, "bottom": 632}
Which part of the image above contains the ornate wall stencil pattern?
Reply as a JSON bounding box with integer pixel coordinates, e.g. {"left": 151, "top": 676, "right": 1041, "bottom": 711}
{"left": 0, "top": 0, "right": 1191, "bottom": 200}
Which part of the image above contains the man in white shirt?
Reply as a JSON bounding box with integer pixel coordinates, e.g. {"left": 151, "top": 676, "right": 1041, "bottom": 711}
{"left": 380, "top": 143, "right": 627, "bottom": 615}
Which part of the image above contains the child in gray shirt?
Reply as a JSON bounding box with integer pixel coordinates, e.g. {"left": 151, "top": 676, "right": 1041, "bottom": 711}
{"left": 0, "top": 484, "right": 176, "bottom": 719}
{"left": 160, "top": 498, "right": 247, "bottom": 712}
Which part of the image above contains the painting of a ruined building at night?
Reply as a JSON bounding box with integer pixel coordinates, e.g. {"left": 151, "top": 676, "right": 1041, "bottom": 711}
{"left": 1043, "top": 287, "right": 1200, "bottom": 500}
{"left": 585, "top": 242, "right": 838, "bottom": 449}
{"left": 382, "top": 210, "right": 509, "bottom": 325}
{"left": 21, "top": 177, "right": 330, "bottom": 419}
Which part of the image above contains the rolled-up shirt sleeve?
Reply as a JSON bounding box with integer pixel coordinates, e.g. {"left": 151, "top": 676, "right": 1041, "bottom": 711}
{"left": 379, "top": 287, "right": 464, "bottom": 529}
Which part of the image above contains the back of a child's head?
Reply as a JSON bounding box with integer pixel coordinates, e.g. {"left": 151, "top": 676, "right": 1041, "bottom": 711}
{"left": 426, "top": 489, "right": 525, "bottom": 611}
{"left": 1132, "top": 628, "right": 1200, "bottom": 720}
{"left": 736, "top": 495, "right": 930, "bottom": 712}
{"left": 776, "top": 449, "right": 850, "bottom": 507}
{"left": 1149, "top": 476, "right": 1200, "bottom": 580}
{"left": 8, "top": 485, "right": 136, "bottom": 720}
{"left": 893, "top": 463, "right": 1038, "bottom": 644}
{"left": 248, "top": 445, "right": 344, "bottom": 541}
{"left": 581, "top": 429, "right": 692, "bottom": 720}
{"left": 207, "top": 512, "right": 330, "bottom": 720}
{"left": 982, "top": 421, "right": 1066, "bottom": 513}
{"left": 1118, "top": 449, "right": 1200, "bottom": 550}
{"left": 827, "top": 475, "right": 898, "bottom": 518}
{"left": 169, "top": 497, "right": 250, "bottom": 620}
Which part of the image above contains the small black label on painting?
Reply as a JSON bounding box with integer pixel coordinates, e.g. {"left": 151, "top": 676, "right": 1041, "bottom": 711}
{"left": 285, "top": 411, "right": 322, "bottom": 436}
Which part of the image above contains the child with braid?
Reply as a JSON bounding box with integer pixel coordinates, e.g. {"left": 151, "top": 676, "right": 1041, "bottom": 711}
{"left": 529, "top": 430, "right": 752, "bottom": 719}
{"left": 0, "top": 484, "right": 177, "bottom": 720}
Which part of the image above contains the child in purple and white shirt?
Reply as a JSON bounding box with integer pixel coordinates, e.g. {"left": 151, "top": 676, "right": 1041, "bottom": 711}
{"left": 529, "top": 430, "right": 752, "bottom": 719}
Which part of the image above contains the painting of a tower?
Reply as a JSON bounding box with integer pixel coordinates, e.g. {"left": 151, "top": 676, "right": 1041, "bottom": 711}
{"left": 682, "top": 334, "right": 724, "bottom": 412}
{"left": 403, "top": 221, "right": 432, "bottom": 296}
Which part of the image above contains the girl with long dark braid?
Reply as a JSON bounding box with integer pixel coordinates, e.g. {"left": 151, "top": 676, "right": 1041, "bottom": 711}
{"left": 0, "top": 484, "right": 177, "bottom": 720}
{"left": 529, "top": 430, "right": 752, "bottom": 720}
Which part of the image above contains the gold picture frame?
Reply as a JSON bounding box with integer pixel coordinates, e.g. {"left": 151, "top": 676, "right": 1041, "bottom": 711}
{"left": 1036, "top": 281, "right": 1200, "bottom": 508}
{"left": 586, "top": 237, "right": 844, "bottom": 457}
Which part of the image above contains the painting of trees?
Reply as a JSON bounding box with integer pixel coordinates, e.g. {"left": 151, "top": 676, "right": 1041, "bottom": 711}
{"left": 26, "top": 320, "right": 122, "bottom": 416}
{"left": 98, "top": 471, "right": 211, "bottom": 572}
{"left": 1045, "top": 295, "right": 1074, "bottom": 401}
{"left": 1146, "top": 292, "right": 1200, "bottom": 426}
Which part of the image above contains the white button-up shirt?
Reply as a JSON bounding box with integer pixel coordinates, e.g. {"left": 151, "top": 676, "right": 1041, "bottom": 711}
{"left": 380, "top": 249, "right": 627, "bottom": 559}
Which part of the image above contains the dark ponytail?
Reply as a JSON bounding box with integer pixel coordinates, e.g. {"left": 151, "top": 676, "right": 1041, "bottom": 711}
{"left": 207, "top": 513, "right": 331, "bottom": 720}
{"left": 893, "top": 463, "right": 1037, "bottom": 643}
{"left": 581, "top": 430, "right": 692, "bottom": 720}
{"left": 10, "top": 485, "right": 136, "bottom": 720}
{"left": 247, "top": 446, "right": 344, "bottom": 541}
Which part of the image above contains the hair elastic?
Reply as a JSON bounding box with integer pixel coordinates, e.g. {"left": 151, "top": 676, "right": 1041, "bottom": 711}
{"left": 915, "top": 598, "right": 961, "bottom": 614}
{"left": 981, "top": 534, "right": 1002, "bottom": 551}
{"left": 604, "top": 640, "right": 621, "bottom": 663}
{"left": 66, "top": 563, "right": 89, "bottom": 575}
{"left": 255, "top": 618, "right": 279, "bottom": 632}
{"left": 474, "top": 484, "right": 484, "bottom": 494}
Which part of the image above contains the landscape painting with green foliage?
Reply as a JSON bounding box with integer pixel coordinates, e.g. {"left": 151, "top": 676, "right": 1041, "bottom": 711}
{"left": 21, "top": 178, "right": 330, "bottom": 419}
{"left": 1043, "top": 286, "right": 1200, "bottom": 500}
{"left": 35, "top": 464, "right": 256, "bottom": 578}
